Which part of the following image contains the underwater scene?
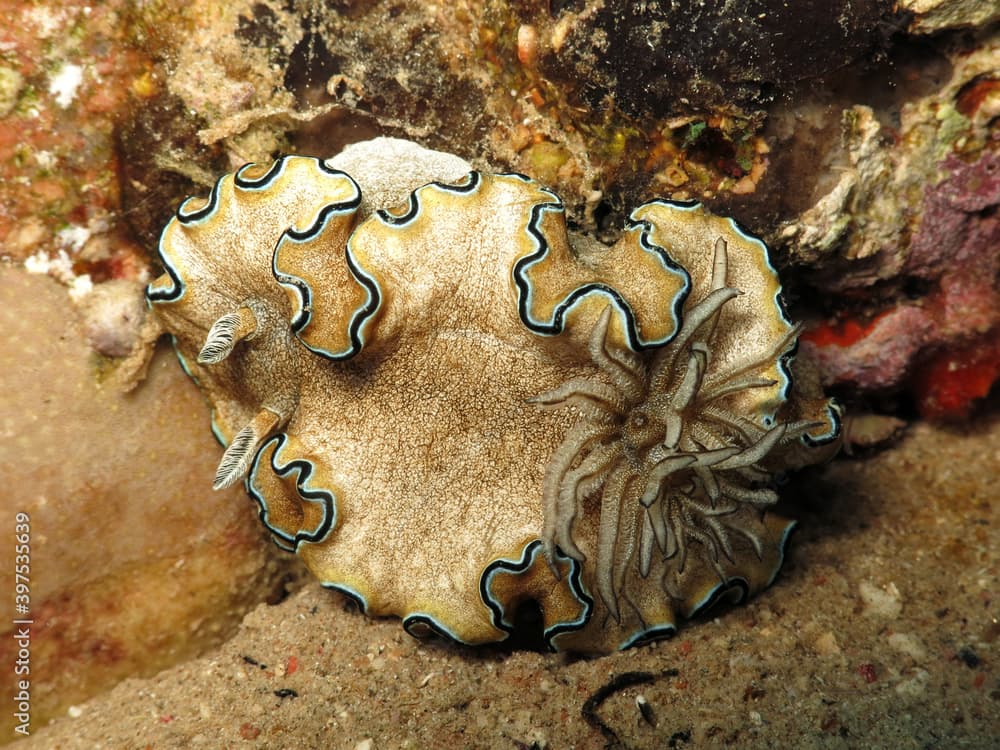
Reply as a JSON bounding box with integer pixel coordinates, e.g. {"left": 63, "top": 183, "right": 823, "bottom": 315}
{"left": 1, "top": 2, "right": 998, "bottom": 747}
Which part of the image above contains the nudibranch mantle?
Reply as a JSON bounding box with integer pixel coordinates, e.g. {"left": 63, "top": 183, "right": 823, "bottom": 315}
{"left": 148, "top": 138, "right": 840, "bottom": 653}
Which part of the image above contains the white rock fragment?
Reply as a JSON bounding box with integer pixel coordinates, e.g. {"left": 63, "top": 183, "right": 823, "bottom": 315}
{"left": 888, "top": 632, "right": 927, "bottom": 662}
{"left": 34, "top": 150, "right": 57, "bottom": 170}
{"left": 57, "top": 224, "right": 91, "bottom": 252}
{"left": 895, "top": 668, "right": 930, "bottom": 698}
{"left": 77, "top": 279, "right": 147, "bottom": 356}
{"left": 48, "top": 63, "right": 84, "bottom": 109}
{"left": 859, "top": 580, "right": 903, "bottom": 619}
{"left": 24, "top": 249, "right": 74, "bottom": 281}
{"left": 27, "top": 7, "right": 66, "bottom": 38}
{"left": 68, "top": 273, "right": 93, "bottom": 302}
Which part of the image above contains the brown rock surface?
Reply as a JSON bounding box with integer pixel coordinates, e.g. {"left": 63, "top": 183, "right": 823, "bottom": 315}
{"left": 0, "top": 268, "right": 295, "bottom": 739}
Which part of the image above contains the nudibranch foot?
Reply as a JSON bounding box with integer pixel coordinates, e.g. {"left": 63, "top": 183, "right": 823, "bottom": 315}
{"left": 146, "top": 139, "right": 840, "bottom": 654}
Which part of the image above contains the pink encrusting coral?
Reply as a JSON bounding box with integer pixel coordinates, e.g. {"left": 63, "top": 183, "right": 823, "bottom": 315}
{"left": 907, "top": 151, "right": 1000, "bottom": 334}
{"left": 800, "top": 149, "right": 1000, "bottom": 406}
{"left": 802, "top": 309, "right": 934, "bottom": 391}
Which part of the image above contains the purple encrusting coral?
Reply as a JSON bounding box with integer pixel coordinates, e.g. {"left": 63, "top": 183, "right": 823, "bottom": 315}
{"left": 802, "top": 150, "right": 1000, "bottom": 392}
{"left": 907, "top": 151, "right": 1000, "bottom": 333}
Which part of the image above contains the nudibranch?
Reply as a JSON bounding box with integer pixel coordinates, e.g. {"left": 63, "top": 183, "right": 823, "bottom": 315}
{"left": 147, "top": 138, "right": 840, "bottom": 653}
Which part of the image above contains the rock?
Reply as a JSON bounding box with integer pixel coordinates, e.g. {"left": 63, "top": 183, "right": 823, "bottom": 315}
{"left": 858, "top": 581, "right": 904, "bottom": 619}
{"left": 901, "top": 0, "right": 1000, "bottom": 33}
{"left": 0, "top": 267, "right": 295, "bottom": 735}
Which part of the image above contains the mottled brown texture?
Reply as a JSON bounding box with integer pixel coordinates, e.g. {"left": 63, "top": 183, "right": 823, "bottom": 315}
{"left": 113, "top": 0, "right": 916, "bottom": 234}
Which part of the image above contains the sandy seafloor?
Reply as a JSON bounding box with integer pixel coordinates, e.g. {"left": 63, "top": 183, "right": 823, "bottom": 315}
{"left": 16, "top": 413, "right": 1000, "bottom": 749}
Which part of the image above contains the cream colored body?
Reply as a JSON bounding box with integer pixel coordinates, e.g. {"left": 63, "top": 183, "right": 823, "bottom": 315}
{"left": 148, "top": 139, "right": 840, "bottom": 652}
